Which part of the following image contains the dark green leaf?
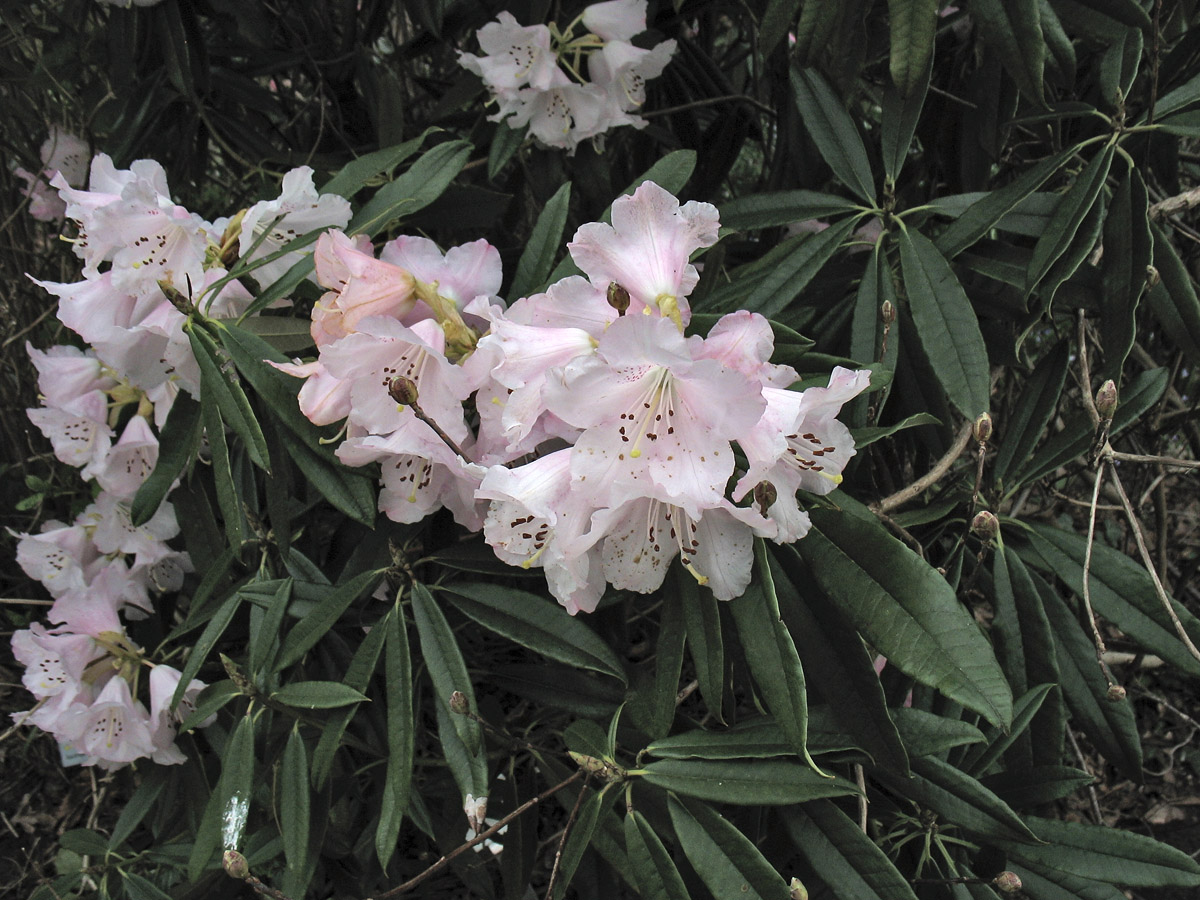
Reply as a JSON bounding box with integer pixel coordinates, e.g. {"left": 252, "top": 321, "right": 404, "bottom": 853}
{"left": 187, "top": 322, "right": 269, "bottom": 471}
{"left": 980, "top": 767, "right": 1095, "bottom": 809}
{"left": 274, "top": 568, "right": 384, "bottom": 671}
{"left": 508, "top": 182, "right": 571, "bottom": 302}
{"left": 109, "top": 768, "right": 168, "bottom": 849}
{"left": 790, "top": 66, "right": 876, "bottom": 204}
{"left": 377, "top": 601, "right": 414, "bottom": 867}
{"left": 642, "top": 759, "right": 856, "bottom": 805}
{"left": 668, "top": 796, "right": 791, "bottom": 900}
{"left": 793, "top": 0, "right": 842, "bottom": 66}
{"left": 237, "top": 315, "right": 314, "bottom": 354}
{"left": 444, "top": 582, "right": 626, "bottom": 682}
{"left": 680, "top": 573, "right": 725, "bottom": 721}
{"left": 172, "top": 591, "right": 242, "bottom": 710}
{"left": 1064, "top": 0, "right": 1153, "bottom": 35}
{"left": 852, "top": 413, "right": 941, "bottom": 447}
{"left": 131, "top": 391, "right": 201, "bottom": 526}
{"left": 647, "top": 585, "right": 686, "bottom": 740}
{"left": 178, "top": 680, "right": 240, "bottom": 733}
{"left": 881, "top": 29, "right": 933, "bottom": 178}
{"left": 739, "top": 217, "right": 860, "bottom": 318}
{"left": 349, "top": 140, "right": 472, "bottom": 238}
{"left": 961, "top": 683, "right": 1056, "bottom": 775}
{"left": 412, "top": 582, "right": 484, "bottom": 757}
{"left": 624, "top": 810, "right": 690, "bottom": 900}
{"left": 321, "top": 129, "right": 437, "bottom": 198}
{"left": 281, "top": 728, "right": 310, "bottom": 872}
{"left": 885, "top": 0, "right": 939, "bottom": 97}
{"left": 994, "top": 341, "right": 1070, "bottom": 490}
{"left": 971, "top": 0, "right": 1046, "bottom": 104}
{"left": 488, "top": 121, "right": 526, "bottom": 180}
{"left": 248, "top": 578, "right": 292, "bottom": 677}
{"left": 271, "top": 681, "right": 368, "bottom": 709}
{"left": 760, "top": 0, "right": 803, "bottom": 57}
{"left": 551, "top": 788, "right": 606, "bottom": 900}
{"left": 312, "top": 617, "right": 389, "bottom": 789}
{"left": 188, "top": 712, "right": 255, "bottom": 881}
{"left": 891, "top": 707, "right": 986, "bottom": 757}
{"left": 898, "top": 228, "right": 991, "bottom": 417}
{"left": 784, "top": 802, "right": 919, "bottom": 900}
{"left": 720, "top": 190, "right": 862, "bottom": 232}
{"left": 1146, "top": 225, "right": 1200, "bottom": 364}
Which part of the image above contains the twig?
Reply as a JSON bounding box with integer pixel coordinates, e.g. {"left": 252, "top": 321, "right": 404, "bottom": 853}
{"left": 368, "top": 770, "right": 584, "bottom": 900}
{"left": 1081, "top": 463, "right": 1118, "bottom": 688}
{"left": 1066, "top": 729, "right": 1106, "bottom": 825}
{"left": 874, "top": 422, "right": 974, "bottom": 513}
{"left": 1109, "top": 450, "right": 1200, "bottom": 470}
{"left": 642, "top": 94, "right": 777, "bottom": 119}
{"left": 854, "top": 764, "right": 868, "bottom": 833}
{"left": 875, "top": 511, "right": 926, "bottom": 558}
{"left": 1149, "top": 185, "right": 1200, "bottom": 220}
{"left": 1077, "top": 310, "right": 1101, "bottom": 428}
{"left": 544, "top": 778, "right": 591, "bottom": 900}
{"left": 1104, "top": 455, "right": 1200, "bottom": 664}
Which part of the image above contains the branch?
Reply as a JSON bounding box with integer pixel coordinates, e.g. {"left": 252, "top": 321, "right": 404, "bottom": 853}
{"left": 874, "top": 422, "right": 973, "bottom": 513}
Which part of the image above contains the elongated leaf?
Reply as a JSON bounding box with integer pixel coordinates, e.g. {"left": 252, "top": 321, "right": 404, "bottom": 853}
{"left": 108, "top": 768, "right": 168, "bottom": 849}
{"left": 760, "top": 0, "right": 803, "bottom": 56}
{"left": 1006, "top": 816, "right": 1200, "bottom": 886}
{"left": 377, "top": 602, "right": 414, "bottom": 868}
{"left": 279, "top": 427, "right": 378, "bottom": 525}
{"left": 934, "top": 146, "right": 1075, "bottom": 258}
{"left": 281, "top": 727, "right": 310, "bottom": 873}
{"left": 740, "top": 216, "right": 859, "bottom": 318}
{"left": 881, "top": 35, "right": 933, "bottom": 179}
{"left": 130, "top": 391, "right": 201, "bottom": 526}
{"left": 680, "top": 572, "right": 724, "bottom": 721}
{"left": 444, "top": 582, "right": 626, "bottom": 681}
{"left": 720, "top": 190, "right": 862, "bottom": 232}
{"left": 784, "top": 802, "right": 919, "bottom": 900}
{"left": 624, "top": 811, "right": 690, "bottom": 900}
{"left": 1147, "top": 224, "right": 1200, "bottom": 363}
{"left": 312, "top": 617, "right": 389, "bottom": 789}
{"left": 488, "top": 121, "right": 526, "bottom": 180}
{"left": 852, "top": 412, "right": 941, "bottom": 447}
{"left": 727, "top": 543, "right": 812, "bottom": 761}
{"left": 188, "top": 712, "right": 255, "bottom": 881}
{"left": 891, "top": 707, "right": 985, "bottom": 757}
{"left": 646, "top": 719, "right": 795, "bottom": 760}
{"left": 178, "top": 680, "right": 239, "bottom": 733}
{"left": 237, "top": 315, "right": 314, "bottom": 354}
{"left": 898, "top": 228, "right": 991, "bottom": 417}
{"left": 248, "top": 578, "right": 292, "bottom": 677}
{"left": 509, "top": 182, "right": 571, "bottom": 301}
{"left": 172, "top": 591, "right": 242, "bottom": 709}
{"left": 980, "top": 767, "right": 1095, "bottom": 809}
{"left": 271, "top": 681, "right": 367, "bottom": 709}
{"left": 1009, "top": 861, "right": 1126, "bottom": 900}
{"left": 198, "top": 371, "right": 245, "bottom": 548}
{"left": 551, "top": 788, "right": 606, "bottom": 900}
{"left": 321, "top": 129, "right": 437, "bottom": 198}
{"left": 771, "top": 548, "right": 909, "bottom": 772}
{"left": 1022, "top": 563, "right": 1144, "bottom": 780}
{"left": 962, "top": 683, "right": 1056, "bottom": 775}
{"left": 971, "top": 0, "right": 1046, "bottom": 104}
{"left": 1025, "top": 523, "right": 1200, "bottom": 675}
{"left": 873, "top": 755, "right": 1039, "bottom": 842}
{"left": 648, "top": 585, "right": 686, "bottom": 740}
{"left": 1100, "top": 167, "right": 1151, "bottom": 381}
{"left": 994, "top": 341, "right": 1069, "bottom": 489}
{"left": 886, "top": 0, "right": 938, "bottom": 96}
{"left": 1026, "top": 144, "right": 1115, "bottom": 295}
{"left": 187, "top": 323, "right": 269, "bottom": 471}
{"left": 668, "top": 796, "right": 790, "bottom": 900}
{"left": 792, "top": 502, "right": 1013, "bottom": 727}
{"left": 790, "top": 66, "right": 876, "bottom": 204}
{"left": 349, "top": 140, "right": 472, "bottom": 237}
{"left": 274, "top": 568, "right": 384, "bottom": 671}
{"left": 1067, "top": 0, "right": 1153, "bottom": 34}
{"left": 642, "top": 759, "right": 856, "bottom": 805}
{"left": 849, "top": 244, "right": 899, "bottom": 423}
{"left": 1017, "top": 366, "right": 1167, "bottom": 484}
{"left": 412, "top": 581, "right": 484, "bottom": 758}
{"left": 793, "top": 0, "right": 841, "bottom": 66}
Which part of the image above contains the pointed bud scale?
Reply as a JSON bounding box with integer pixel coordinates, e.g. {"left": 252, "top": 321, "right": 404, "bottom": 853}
{"left": 973, "top": 412, "right": 993, "bottom": 444}
{"left": 607, "top": 282, "right": 631, "bottom": 315}
{"left": 1095, "top": 380, "right": 1118, "bottom": 419}
{"left": 789, "top": 878, "right": 809, "bottom": 900}
{"left": 880, "top": 300, "right": 895, "bottom": 325}
{"left": 753, "top": 480, "right": 778, "bottom": 517}
{"left": 388, "top": 375, "right": 420, "bottom": 407}
{"left": 223, "top": 849, "right": 250, "bottom": 880}
{"left": 449, "top": 690, "right": 470, "bottom": 715}
{"left": 992, "top": 872, "right": 1022, "bottom": 893}
{"left": 1107, "top": 684, "right": 1127, "bottom": 702}
{"left": 971, "top": 510, "right": 999, "bottom": 542}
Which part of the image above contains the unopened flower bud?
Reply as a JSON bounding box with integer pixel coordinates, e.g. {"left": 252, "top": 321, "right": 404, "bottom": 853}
{"left": 789, "top": 877, "right": 809, "bottom": 900}
{"left": 992, "top": 871, "right": 1022, "bottom": 893}
{"left": 753, "top": 480, "right": 778, "bottom": 516}
{"left": 880, "top": 300, "right": 895, "bottom": 325}
{"left": 449, "top": 690, "right": 470, "bottom": 715}
{"left": 159, "top": 280, "right": 194, "bottom": 315}
{"left": 973, "top": 412, "right": 993, "bottom": 444}
{"left": 1095, "top": 380, "right": 1118, "bottom": 419}
{"left": 388, "top": 375, "right": 419, "bottom": 407}
{"left": 223, "top": 849, "right": 250, "bottom": 880}
{"left": 1146, "top": 265, "right": 1160, "bottom": 288}
{"left": 971, "top": 510, "right": 999, "bottom": 542}
{"left": 1107, "top": 684, "right": 1127, "bottom": 702}
{"left": 607, "top": 282, "right": 630, "bottom": 315}
{"left": 464, "top": 793, "right": 488, "bottom": 833}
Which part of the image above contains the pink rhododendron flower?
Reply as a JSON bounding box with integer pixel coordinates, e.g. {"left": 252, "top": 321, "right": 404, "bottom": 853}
{"left": 15, "top": 127, "right": 89, "bottom": 222}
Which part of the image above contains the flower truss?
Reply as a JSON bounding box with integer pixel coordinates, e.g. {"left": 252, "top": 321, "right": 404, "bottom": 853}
{"left": 15, "top": 154, "right": 867, "bottom": 771}
{"left": 459, "top": 0, "right": 676, "bottom": 152}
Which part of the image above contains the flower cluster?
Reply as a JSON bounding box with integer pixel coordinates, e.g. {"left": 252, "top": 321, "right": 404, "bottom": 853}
{"left": 459, "top": 0, "right": 676, "bottom": 152}
{"left": 14, "top": 127, "right": 89, "bottom": 222}
{"left": 14, "top": 152, "right": 350, "bottom": 768}
{"left": 281, "top": 181, "right": 870, "bottom": 614}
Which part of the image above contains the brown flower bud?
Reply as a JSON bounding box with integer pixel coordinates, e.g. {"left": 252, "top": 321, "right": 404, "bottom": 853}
{"left": 971, "top": 510, "right": 999, "bottom": 542}
{"left": 880, "top": 300, "right": 896, "bottom": 325}
{"left": 973, "top": 412, "right": 993, "bottom": 444}
{"left": 159, "top": 280, "right": 194, "bottom": 315}
{"left": 223, "top": 849, "right": 250, "bottom": 880}
{"left": 607, "top": 282, "right": 631, "bottom": 315}
{"left": 1095, "top": 380, "right": 1118, "bottom": 419}
{"left": 1146, "top": 265, "right": 1160, "bottom": 288}
{"left": 753, "top": 480, "right": 778, "bottom": 516}
{"left": 449, "top": 690, "right": 470, "bottom": 715}
{"left": 388, "top": 375, "right": 419, "bottom": 407}
{"left": 992, "top": 871, "right": 1022, "bottom": 893}
{"left": 1107, "top": 684, "right": 1127, "bottom": 702}
{"left": 789, "top": 877, "right": 809, "bottom": 900}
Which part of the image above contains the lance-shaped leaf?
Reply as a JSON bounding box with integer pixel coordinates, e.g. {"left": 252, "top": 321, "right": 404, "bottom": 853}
{"left": 720, "top": 190, "right": 862, "bottom": 232}
{"left": 274, "top": 568, "right": 384, "bottom": 671}
{"left": 1147, "top": 224, "right": 1200, "bottom": 363}
{"left": 444, "top": 583, "right": 626, "bottom": 682}
{"left": 312, "top": 618, "right": 388, "bottom": 788}
{"left": 646, "top": 584, "right": 686, "bottom": 740}
{"left": 1026, "top": 144, "right": 1114, "bottom": 296}
{"left": 793, "top": 0, "right": 841, "bottom": 66}
{"left": 680, "top": 571, "right": 725, "bottom": 721}
{"left": 508, "top": 181, "right": 571, "bottom": 302}
{"left": 960, "top": 683, "right": 1056, "bottom": 775}
{"left": 349, "top": 139, "right": 472, "bottom": 238}
{"left": 376, "top": 602, "right": 413, "bottom": 867}
{"left": 1008, "top": 862, "right": 1127, "bottom": 900}
{"left": 1025, "top": 522, "right": 1200, "bottom": 676}
{"left": 668, "top": 796, "right": 791, "bottom": 900}
{"left": 271, "top": 681, "right": 368, "bottom": 709}
{"left": 624, "top": 810, "right": 689, "bottom": 900}
{"left": 872, "top": 755, "right": 1039, "bottom": 843}
{"left": 898, "top": 227, "right": 991, "bottom": 418}
{"left": 790, "top": 66, "right": 876, "bottom": 204}
{"left": 321, "top": 128, "right": 437, "bottom": 198}
{"left": 1101, "top": 168, "right": 1152, "bottom": 381}
{"left": 188, "top": 712, "right": 256, "bottom": 881}
{"left": 760, "top": 0, "right": 803, "bottom": 56}
{"left": 793, "top": 503, "right": 1013, "bottom": 727}
{"left": 551, "top": 788, "right": 606, "bottom": 900}
{"left": 187, "top": 322, "right": 269, "bottom": 471}
{"left": 971, "top": 0, "right": 1046, "bottom": 105}
{"left": 892, "top": 707, "right": 985, "bottom": 758}
{"left": 280, "top": 727, "right": 310, "bottom": 874}
{"left": 737, "top": 216, "right": 860, "bottom": 318}
{"left": 171, "top": 590, "right": 242, "bottom": 710}
{"left": 487, "top": 121, "right": 526, "bottom": 181}
{"left": 784, "top": 801, "right": 919, "bottom": 900}
{"left": 1004, "top": 816, "right": 1200, "bottom": 887}
{"left": 886, "top": 0, "right": 938, "bottom": 97}
{"left": 993, "top": 341, "right": 1069, "bottom": 490}
{"left": 412, "top": 582, "right": 484, "bottom": 758}
{"left": 641, "top": 759, "right": 857, "bottom": 805}
{"left": 881, "top": 32, "right": 933, "bottom": 179}
{"left": 130, "top": 390, "right": 201, "bottom": 526}
{"left": 1069, "top": 0, "right": 1153, "bottom": 34}
{"left": 849, "top": 244, "right": 900, "bottom": 425}
{"left": 980, "top": 767, "right": 1096, "bottom": 809}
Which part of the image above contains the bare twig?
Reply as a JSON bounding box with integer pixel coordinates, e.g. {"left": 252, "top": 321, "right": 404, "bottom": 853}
{"left": 1066, "top": 729, "right": 1106, "bottom": 825}
{"left": 874, "top": 422, "right": 974, "bottom": 513}
{"left": 544, "top": 778, "right": 591, "bottom": 900}
{"left": 1150, "top": 185, "right": 1200, "bottom": 220}
{"left": 1082, "top": 463, "right": 1118, "bottom": 688}
{"left": 854, "top": 764, "right": 868, "bottom": 833}
{"left": 1109, "top": 450, "right": 1200, "bottom": 470}
{"left": 1077, "top": 310, "right": 1101, "bottom": 428}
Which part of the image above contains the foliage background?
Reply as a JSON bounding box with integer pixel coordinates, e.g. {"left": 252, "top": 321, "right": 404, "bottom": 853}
{"left": 4, "top": 0, "right": 1200, "bottom": 898}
